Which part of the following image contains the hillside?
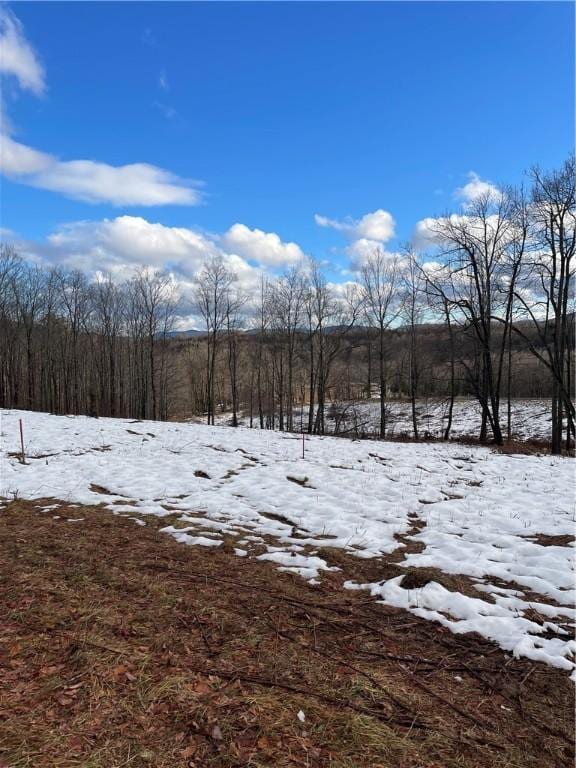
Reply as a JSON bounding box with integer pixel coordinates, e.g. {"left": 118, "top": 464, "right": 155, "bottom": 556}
{"left": 1, "top": 409, "right": 574, "bottom": 767}
{"left": 2, "top": 409, "right": 573, "bottom": 670}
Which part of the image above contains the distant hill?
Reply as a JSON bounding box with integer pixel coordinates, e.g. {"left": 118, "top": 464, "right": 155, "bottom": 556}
{"left": 166, "top": 329, "right": 206, "bottom": 338}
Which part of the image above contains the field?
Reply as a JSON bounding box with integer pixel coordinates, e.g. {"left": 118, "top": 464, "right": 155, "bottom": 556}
{"left": 210, "top": 398, "right": 556, "bottom": 444}
{"left": 1, "top": 408, "right": 574, "bottom": 766}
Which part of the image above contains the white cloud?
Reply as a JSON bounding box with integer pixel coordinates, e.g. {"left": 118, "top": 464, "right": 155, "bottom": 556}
{"left": 346, "top": 237, "right": 384, "bottom": 265}
{"left": 222, "top": 223, "right": 306, "bottom": 267}
{"left": 0, "top": 6, "right": 45, "bottom": 94}
{"left": 356, "top": 210, "right": 396, "bottom": 241}
{"left": 412, "top": 210, "right": 518, "bottom": 254}
{"left": 1, "top": 135, "right": 201, "bottom": 205}
{"left": 314, "top": 214, "right": 347, "bottom": 232}
{"left": 223, "top": 252, "right": 264, "bottom": 294}
{"left": 34, "top": 216, "right": 268, "bottom": 326}
{"left": 412, "top": 216, "right": 443, "bottom": 250}
{"left": 346, "top": 239, "right": 404, "bottom": 271}
{"left": 315, "top": 209, "right": 396, "bottom": 268}
{"left": 44, "top": 216, "right": 219, "bottom": 278}
{"left": 12, "top": 216, "right": 289, "bottom": 309}
{"left": 327, "top": 279, "right": 362, "bottom": 301}
{"left": 456, "top": 172, "right": 501, "bottom": 206}
{"left": 315, "top": 209, "right": 395, "bottom": 244}
{"left": 0, "top": 8, "right": 202, "bottom": 207}
{"left": 412, "top": 213, "right": 480, "bottom": 251}
{"left": 0, "top": 134, "right": 52, "bottom": 175}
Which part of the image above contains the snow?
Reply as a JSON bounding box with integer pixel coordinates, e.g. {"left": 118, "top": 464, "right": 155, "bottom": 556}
{"left": 209, "top": 398, "right": 557, "bottom": 442}
{"left": 234, "top": 547, "right": 248, "bottom": 558}
{"left": 257, "top": 550, "right": 339, "bottom": 581}
{"left": 344, "top": 577, "right": 575, "bottom": 671}
{"left": 160, "top": 526, "right": 223, "bottom": 547}
{"left": 1, "top": 408, "right": 574, "bottom": 673}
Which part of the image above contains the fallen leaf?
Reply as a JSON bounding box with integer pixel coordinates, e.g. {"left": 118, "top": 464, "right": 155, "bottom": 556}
{"left": 111, "top": 664, "right": 127, "bottom": 678}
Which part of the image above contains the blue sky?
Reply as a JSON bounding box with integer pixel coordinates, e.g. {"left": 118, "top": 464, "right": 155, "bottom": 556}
{"left": 1, "top": 1, "right": 574, "bottom": 300}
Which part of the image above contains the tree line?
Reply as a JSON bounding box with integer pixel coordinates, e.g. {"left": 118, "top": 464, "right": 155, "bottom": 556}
{"left": 0, "top": 259, "right": 178, "bottom": 422}
{"left": 1, "top": 157, "right": 574, "bottom": 453}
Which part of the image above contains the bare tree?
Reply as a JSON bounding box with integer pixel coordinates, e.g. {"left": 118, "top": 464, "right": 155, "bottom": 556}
{"left": 423, "top": 190, "right": 522, "bottom": 445}
{"left": 441, "top": 297, "right": 457, "bottom": 440}
{"left": 0, "top": 156, "right": 571, "bottom": 451}
{"left": 0, "top": 246, "right": 23, "bottom": 407}
{"left": 224, "top": 285, "right": 247, "bottom": 427}
{"left": 130, "top": 268, "right": 178, "bottom": 420}
{"left": 253, "top": 275, "right": 270, "bottom": 429}
{"left": 268, "top": 266, "right": 307, "bottom": 431}
{"left": 403, "top": 249, "right": 426, "bottom": 439}
{"left": 195, "top": 256, "right": 236, "bottom": 425}
{"left": 87, "top": 274, "right": 125, "bottom": 416}
{"left": 13, "top": 264, "right": 49, "bottom": 409}
{"left": 360, "top": 249, "right": 402, "bottom": 438}
{"left": 305, "top": 263, "right": 362, "bottom": 434}
{"left": 511, "top": 158, "right": 575, "bottom": 453}
{"left": 58, "top": 269, "right": 92, "bottom": 413}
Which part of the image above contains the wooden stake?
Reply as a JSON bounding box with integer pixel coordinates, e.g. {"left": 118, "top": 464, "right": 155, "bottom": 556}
{"left": 302, "top": 430, "right": 305, "bottom": 459}
{"left": 19, "top": 418, "right": 26, "bottom": 464}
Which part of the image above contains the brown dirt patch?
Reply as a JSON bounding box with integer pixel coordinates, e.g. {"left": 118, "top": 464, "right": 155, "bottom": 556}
{"left": 0, "top": 499, "right": 573, "bottom": 768}
{"left": 532, "top": 533, "right": 576, "bottom": 548}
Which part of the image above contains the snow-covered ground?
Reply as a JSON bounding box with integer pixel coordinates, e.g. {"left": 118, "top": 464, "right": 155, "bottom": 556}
{"left": 319, "top": 398, "right": 555, "bottom": 441}
{"left": 210, "top": 398, "right": 555, "bottom": 442}
{"left": 1, "top": 409, "right": 574, "bottom": 673}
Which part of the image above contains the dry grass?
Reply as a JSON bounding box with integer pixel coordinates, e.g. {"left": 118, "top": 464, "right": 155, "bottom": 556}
{"left": 0, "top": 499, "right": 574, "bottom": 768}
